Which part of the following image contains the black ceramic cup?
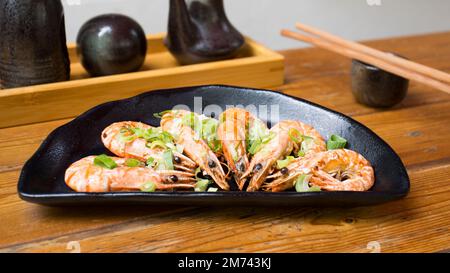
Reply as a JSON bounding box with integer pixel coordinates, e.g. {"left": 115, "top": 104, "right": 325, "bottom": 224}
{"left": 351, "top": 55, "right": 409, "bottom": 108}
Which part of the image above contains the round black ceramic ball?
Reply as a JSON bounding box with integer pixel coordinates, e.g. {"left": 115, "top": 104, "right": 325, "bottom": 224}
{"left": 76, "top": 14, "right": 147, "bottom": 77}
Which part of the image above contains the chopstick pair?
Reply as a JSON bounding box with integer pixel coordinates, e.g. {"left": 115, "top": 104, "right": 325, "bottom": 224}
{"left": 281, "top": 23, "right": 450, "bottom": 94}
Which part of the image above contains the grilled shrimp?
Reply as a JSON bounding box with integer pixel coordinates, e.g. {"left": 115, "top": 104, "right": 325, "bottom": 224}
{"left": 265, "top": 149, "right": 374, "bottom": 192}
{"left": 309, "top": 149, "right": 374, "bottom": 191}
{"left": 102, "top": 121, "right": 196, "bottom": 172}
{"left": 263, "top": 152, "right": 322, "bottom": 192}
{"left": 160, "top": 110, "right": 229, "bottom": 190}
{"left": 65, "top": 156, "right": 196, "bottom": 192}
{"left": 217, "top": 108, "right": 268, "bottom": 190}
{"left": 244, "top": 120, "right": 326, "bottom": 192}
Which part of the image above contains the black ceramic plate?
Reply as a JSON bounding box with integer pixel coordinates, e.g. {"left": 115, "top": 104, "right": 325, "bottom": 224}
{"left": 18, "top": 85, "right": 409, "bottom": 206}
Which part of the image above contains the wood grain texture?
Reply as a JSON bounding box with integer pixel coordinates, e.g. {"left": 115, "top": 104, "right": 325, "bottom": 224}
{"left": 278, "top": 32, "right": 450, "bottom": 116}
{"left": 0, "top": 32, "right": 449, "bottom": 253}
{"left": 0, "top": 34, "right": 284, "bottom": 128}
{"left": 1, "top": 163, "right": 449, "bottom": 253}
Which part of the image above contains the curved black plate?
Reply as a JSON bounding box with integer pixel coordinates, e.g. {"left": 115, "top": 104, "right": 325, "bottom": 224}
{"left": 18, "top": 85, "right": 409, "bottom": 206}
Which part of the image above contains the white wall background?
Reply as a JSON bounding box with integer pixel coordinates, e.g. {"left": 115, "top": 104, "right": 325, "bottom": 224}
{"left": 62, "top": 0, "right": 450, "bottom": 50}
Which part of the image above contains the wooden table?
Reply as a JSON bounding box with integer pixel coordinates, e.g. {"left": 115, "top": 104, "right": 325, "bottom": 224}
{"left": 1, "top": 32, "right": 449, "bottom": 253}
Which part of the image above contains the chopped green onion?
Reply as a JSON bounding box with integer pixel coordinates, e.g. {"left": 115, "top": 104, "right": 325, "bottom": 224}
{"left": 182, "top": 113, "right": 203, "bottom": 140}
{"left": 209, "top": 139, "right": 222, "bottom": 153}
{"left": 229, "top": 144, "right": 240, "bottom": 162}
{"left": 297, "top": 150, "right": 305, "bottom": 157}
{"left": 130, "top": 127, "right": 145, "bottom": 138}
{"left": 277, "top": 156, "right": 295, "bottom": 169}
{"left": 327, "top": 134, "right": 347, "bottom": 150}
{"left": 295, "top": 174, "right": 321, "bottom": 192}
{"left": 207, "top": 187, "right": 218, "bottom": 192}
{"left": 219, "top": 114, "right": 226, "bottom": 123}
{"left": 125, "top": 158, "right": 143, "bottom": 167}
{"left": 248, "top": 120, "right": 269, "bottom": 144}
{"left": 158, "top": 150, "right": 174, "bottom": 171}
{"left": 300, "top": 136, "right": 315, "bottom": 154}
{"left": 194, "top": 167, "right": 202, "bottom": 179}
{"left": 202, "top": 118, "right": 218, "bottom": 136}
{"left": 288, "top": 128, "right": 303, "bottom": 143}
{"left": 160, "top": 131, "right": 174, "bottom": 142}
{"left": 147, "top": 140, "right": 168, "bottom": 150}
{"left": 181, "top": 112, "right": 196, "bottom": 128}
{"left": 93, "top": 154, "right": 117, "bottom": 169}
{"left": 146, "top": 157, "right": 156, "bottom": 168}
{"left": 202, "top": 118, "right": 220, "bottom": 151}
{"left": 248, "top": 139, "right": 262, "bottom": 155}
{"left": 119, "top": 127, "right": 130, "bottom": 134}
{"left": 141, "top": 181, "right": 156, "bottom": 192}
{"left": 248, "top": 131, "right": 275, "bottom": 155}
{"left": 118, "top": 133, "right": 136, "bottom": 143}
{"left": 153, "top": 110, "right": 173, "bottom": 119}
{"left": 195, "top": 179, "right": 211, "bottom": 192}
{"left": 176, "top": 144, "right": 184, "bottom": 154}
{"left": 142, "top": 130, "right": 160, "bottom": 141}
{"left": 263, "top": 132, "right": 276, "bottom": 144}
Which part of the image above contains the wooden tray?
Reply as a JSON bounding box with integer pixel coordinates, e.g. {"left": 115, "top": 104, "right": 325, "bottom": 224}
{"left": 0, "top": 33, "right": 284, "bottom": 128}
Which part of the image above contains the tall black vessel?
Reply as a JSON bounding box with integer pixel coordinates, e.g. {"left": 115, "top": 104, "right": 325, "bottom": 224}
{"left": 0, "top": 0, "right": 70, "bottom": 89}
{"left": 165, "top": 0, "right": 245, "bottom": 65}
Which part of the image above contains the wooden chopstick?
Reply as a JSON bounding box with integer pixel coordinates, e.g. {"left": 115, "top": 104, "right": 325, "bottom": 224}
{"left": 295, "top": 22, "right": 450, "bottom": 85}
{"left": 281, "top": 29, "right": 450, "bottom": 94}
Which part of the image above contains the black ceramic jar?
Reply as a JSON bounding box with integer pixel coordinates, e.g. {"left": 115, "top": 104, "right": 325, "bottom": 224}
{"left": 0, "top": 0, "right": 70, "bottom": 89}
{"left": 165, "top": 0, "right": 245, "bottom": 65}
{"left": 351, "top": 57, "right": 409, "bottom": 108}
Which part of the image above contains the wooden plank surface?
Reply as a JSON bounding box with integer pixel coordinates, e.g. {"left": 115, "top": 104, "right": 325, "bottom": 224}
{"left": 1, "top": 32, "right": 449, "bottom": 253}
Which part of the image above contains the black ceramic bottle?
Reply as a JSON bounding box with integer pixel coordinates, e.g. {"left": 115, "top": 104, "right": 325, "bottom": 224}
{"left": 0, "top": 0, "right": 70, "bottom": 89}
{"left": 165, "top": 0, "right": 245, "bottom": 65}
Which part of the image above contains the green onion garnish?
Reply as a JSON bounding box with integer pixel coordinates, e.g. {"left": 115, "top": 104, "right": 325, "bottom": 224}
{"left": 209, "top": 139, "right": 222, "bottom": 153}
{"left": 248, "top": 131, "right": 275, "bottom": 155}
{"left": 277, "top": 156, "right": 295, "bottom": 169}
{"left": 297, "top": 150, "right": 305, "bottom": 157}
{"left": 146, "top": 157, "right": 156, "bottom": 168}
{"left": 153, "top": 110, "right": 173, "bottom": 119}
{"left": 125, "top": 158, "right": 142, "bottom": 167}
{"left": 207, "top": 187, "right": 218, "bottom": 192}
{"left": 326, "top": 134, "right": 347, "bottom": 150}
{"left": 93, "top": 154, "right": 117, "bottom": 169}
{"left": 248, "top": 139, "right": 262, "bottom": 155}
{"left": 300, "top": 136, "right": 315, "bottom": 154}
{"left": 118, "top": 133, "right": 136, "bottom": 143}
{"left": 158, "top": 150, "right": 174, "bottom": 171}
{"left": 295, "top": 174, "right": 321, "bottom": 192}
{"left": 176, "top": 144, "right": 184, "bottom": 154}
{"left": 202, "top": 118, "right": 218, "bottom": 136}
{"left": 181, "top": 112, "right": 196, "bottom": 128}
{"left": 194, "top": 167, "right": 203, "bottom": 182}
{"left": 130, "top": 127, "right": 145, "bottom": 138}
{"left": 202, "top": 118, "right": 221, "bottom": 151}
{"left": 181, "top": 113, "right": 204, "bottom": 140}
{"left": 147, "top": 140, "right": 168, "bottom": 150}
{"left": 288, "top": 128, "right": 303, "bottom": 143}
{"left": 160, "top": 131, "right": 174, "bottom": 143}
{"left": 195, "top": 179, "right": 211, "bottom": 192}
{"left": 141, "top": 181, "right": 156, "bottom": 192}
